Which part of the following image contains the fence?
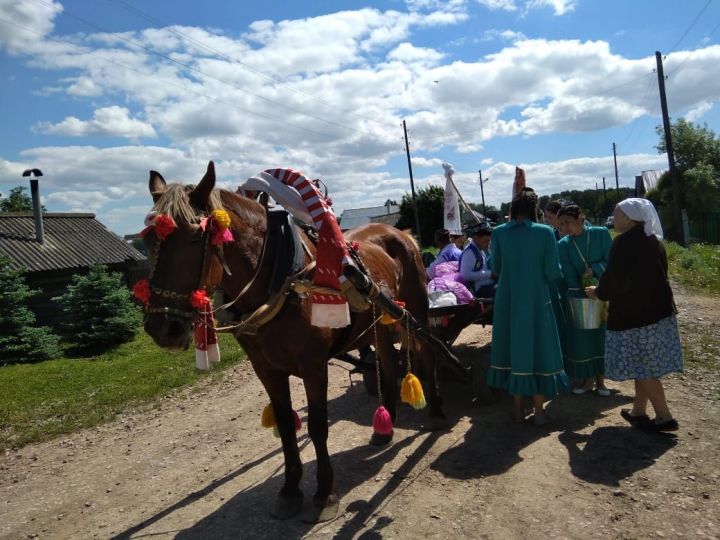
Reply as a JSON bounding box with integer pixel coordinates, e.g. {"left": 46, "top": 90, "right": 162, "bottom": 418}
{"left": 689, "top": 212, "right": 720, "bottom": 245}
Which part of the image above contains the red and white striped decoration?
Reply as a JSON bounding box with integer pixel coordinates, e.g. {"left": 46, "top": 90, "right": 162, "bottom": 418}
{"left": 264, "top": 168, "right": 352, "bottom": 328}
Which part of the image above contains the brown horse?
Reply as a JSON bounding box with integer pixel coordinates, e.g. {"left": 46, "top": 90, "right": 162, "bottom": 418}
{"left": 141, "top": 162, "right": 446, "bottom": 522}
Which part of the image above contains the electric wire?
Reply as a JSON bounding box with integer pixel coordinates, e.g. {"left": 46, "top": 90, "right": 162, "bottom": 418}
{"left": 104, "top": 0, "right": 398, "bottom": 129}
{"left": 30, "top": 0, "right": 374, "bottom": 136}
{"left": 0, "top": 16, "right": 346, "bottom": 142}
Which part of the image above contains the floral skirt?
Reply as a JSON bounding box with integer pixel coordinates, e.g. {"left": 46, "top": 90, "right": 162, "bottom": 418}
{"left": 605, "top": 315, "right": 684, "bottom": 381}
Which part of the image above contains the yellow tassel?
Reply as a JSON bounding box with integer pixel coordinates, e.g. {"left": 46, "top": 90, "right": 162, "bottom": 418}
{"left": 211, "top": 209, "right": 231, "bottom": 230}
{"left": 261, "top": 403, "right": 276, "bottom": 428}
{"left": 401, "top": 373, "right": 426, "bottom": 410}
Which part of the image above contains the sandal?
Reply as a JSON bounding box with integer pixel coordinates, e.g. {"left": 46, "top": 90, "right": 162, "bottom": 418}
{"left": 595, "top": 387, "right": 611, "bottom": 397}
{"left": 637, "top": 417, "right": 679, "bottom": 432}
{"left": 572, "top": 385, "right": 593, "bottom": 395}
{"left": 620, "top": 408, "right": 649, "bottom": 425}
{"left": 533, "top": 412, "right": 553, "bottom": 426}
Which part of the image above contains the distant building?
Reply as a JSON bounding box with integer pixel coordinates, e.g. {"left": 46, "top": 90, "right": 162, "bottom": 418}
{"left": 338, "top": 204, "right": 401, "bottom": 231}
{"left": 0, "top": 212, "right": 147, "bottom": 326}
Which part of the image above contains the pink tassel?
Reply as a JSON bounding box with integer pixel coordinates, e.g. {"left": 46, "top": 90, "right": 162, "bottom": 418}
{"left": 211, "top": 228, "right": 234, "bottom": 245}
{"left": 372, "top": 406, "right": 393, "bottom": 436}
{"left": 293, "top": 410, "right": 302, "bottom": 432}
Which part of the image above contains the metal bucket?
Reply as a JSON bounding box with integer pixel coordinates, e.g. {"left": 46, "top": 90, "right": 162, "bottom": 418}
{"left": 567, "top": 298, "right": 606, "bottom": 329}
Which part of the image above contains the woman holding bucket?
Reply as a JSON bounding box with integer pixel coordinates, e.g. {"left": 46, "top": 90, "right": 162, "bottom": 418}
{"left": 585, "top": 199, "right": 682, "bottom": 431}
{"left": 557, "top": 203, "right": 612, "bottom": 396}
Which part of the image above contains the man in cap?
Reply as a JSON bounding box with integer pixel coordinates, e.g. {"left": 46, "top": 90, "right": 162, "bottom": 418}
{"left": 459, "top": 221, "right": 496, "bottom": 298}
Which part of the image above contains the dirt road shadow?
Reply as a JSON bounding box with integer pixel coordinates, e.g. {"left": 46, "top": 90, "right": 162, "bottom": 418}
{"left": 558, "top": 427, "right": 677, "bottom": 486}
{"left": 112, "top": 379, "right": 445, "bottom": 540}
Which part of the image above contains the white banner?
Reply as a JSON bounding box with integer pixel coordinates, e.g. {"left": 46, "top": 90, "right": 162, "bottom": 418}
{"left": 442, "top": 162, "right": 462, "bottom": 235}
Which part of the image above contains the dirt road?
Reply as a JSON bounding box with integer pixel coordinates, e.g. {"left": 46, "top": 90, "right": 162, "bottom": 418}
{"left": 2, "top": 290, "right": 719, "bottom": 539}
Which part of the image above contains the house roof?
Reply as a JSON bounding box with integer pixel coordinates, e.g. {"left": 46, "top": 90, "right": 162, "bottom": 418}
{"left": 339, "top": 204, "right": 400, "bottom": 230}
{"left": 0, "top": 213, "right": 146, "bottom": 273}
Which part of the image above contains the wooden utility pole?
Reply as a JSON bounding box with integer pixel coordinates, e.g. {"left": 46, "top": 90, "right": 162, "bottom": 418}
{"left": 655, "top": 50, "right": 686, "bottom": 246}
{"left": 402, "top": 120, "right": 422, "bottom": 238}
{"left": 602, "top": 177, "right": 607, "bottom": 212}
{"left": 478, "top": 169, "right": 487, "bottom": 219}
{"left": 612, "top": 142, "right": 620, "bottom": 202}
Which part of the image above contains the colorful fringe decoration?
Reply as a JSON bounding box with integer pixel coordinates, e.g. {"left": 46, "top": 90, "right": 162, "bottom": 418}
{"left": 132, "top": 278, "right": 151, "bottom": 306}
{"left": 140, "top": 212, "right": 177, "bottom": 240}
{"left": 190, "top": 289, "right": 220, "bottom": 370}
{"left": 372, "top": 406, "right": 393, "bottom": 436}
{"left": 379, "top": 300, "right": 405, "bottom": 325}
{"left": 401, "top": 373, "right": 427, "bottom": 410}
{"left": 261, "top": 403, "right": 276, "bottom": 428}
{"left": 261, "top": 403, "right": 302, "bottom": 436}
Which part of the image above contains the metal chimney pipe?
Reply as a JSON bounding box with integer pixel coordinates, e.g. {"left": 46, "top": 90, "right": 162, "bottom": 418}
{"left": 29, "top": 179, "right": 44, "bottom": 244}
{"left": 22, "top": 168, "right": 44, "bottom": 244}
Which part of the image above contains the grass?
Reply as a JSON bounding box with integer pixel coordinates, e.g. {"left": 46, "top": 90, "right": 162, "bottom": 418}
{"left": 0, "top": 331, "right": 245, "bottom": 450}
{"left": 664, "top": 240, "right": 720, "bottom": 295}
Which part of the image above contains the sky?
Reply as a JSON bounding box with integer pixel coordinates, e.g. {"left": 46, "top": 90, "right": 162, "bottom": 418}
{"left": 1, "top": 0, "right": 719, "bottom": 235}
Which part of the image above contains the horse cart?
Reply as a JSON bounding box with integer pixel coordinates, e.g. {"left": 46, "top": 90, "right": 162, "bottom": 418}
{"left": 335, "top": 296, "right": 494, "bottom": 395}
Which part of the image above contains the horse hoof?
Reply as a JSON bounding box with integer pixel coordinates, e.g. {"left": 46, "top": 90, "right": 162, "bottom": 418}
{"left": 301, "top": 494, "right": 340, "bottom": 523}
{"left": 369, "top": 431, "right": 393, "bottom": 446}
{"left": 421, "top": 416, "right": 449, "bottom": 431}
{"left": 270, "top": 494, "right": 304, "bottom": 520}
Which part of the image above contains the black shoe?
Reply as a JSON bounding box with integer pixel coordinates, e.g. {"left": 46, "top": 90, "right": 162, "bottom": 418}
{"left": 620, "top": 408, "right": 649, "bottom": 425}
{"left": 637, "top": 416, "right": 679, "bottom": 432}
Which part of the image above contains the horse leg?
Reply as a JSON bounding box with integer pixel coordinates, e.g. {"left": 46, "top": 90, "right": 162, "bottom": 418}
{"left": 300, "top": 362, "right": 339, "bottom": 523}
{"left": 369, "top": 326, "right": 399, "bottom": 446}
{"left": 417, "top": 344, "right": 449, "bottom": 431}
{"left": 260, "top": 372, "right": 304, "bottom": 520}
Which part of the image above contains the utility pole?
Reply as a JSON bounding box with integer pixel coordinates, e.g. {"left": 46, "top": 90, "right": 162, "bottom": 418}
{"left": 478, "top": 169, "right": 487, "bottom": 219}
{"left": 612, "top": 142, "right": 620, "bottom": 202}
{"left": 602, "top": 177, "right": 607, "bottom": 212}
{"left": 655, "top": 50, "right": 686, "bottom": 246}
{"left": 402, "top": 120, "right": 422, "bottom": 239}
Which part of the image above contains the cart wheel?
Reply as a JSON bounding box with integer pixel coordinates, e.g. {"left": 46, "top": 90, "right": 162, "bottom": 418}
{"left": 361, "top": 350, "right": 378, "bottom": 396}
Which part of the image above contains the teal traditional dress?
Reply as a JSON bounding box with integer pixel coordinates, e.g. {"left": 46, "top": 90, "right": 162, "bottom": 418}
{"left": 557, "top": 225, "right": 612, "bottom": 379}
{"left": 487, "top": 220, "right": 569, "bottom": 397}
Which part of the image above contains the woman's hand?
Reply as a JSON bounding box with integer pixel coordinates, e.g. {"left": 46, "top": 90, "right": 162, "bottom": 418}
{"left": 585, "top": 286, "right": 598, "bottom": 299}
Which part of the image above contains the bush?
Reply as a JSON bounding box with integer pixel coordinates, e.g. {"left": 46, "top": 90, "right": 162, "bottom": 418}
{"left": 54, "top": 265, "right": 143, "bottom": 354}
{"left": 0, "top": 257, "right": 61, "bottom": 365}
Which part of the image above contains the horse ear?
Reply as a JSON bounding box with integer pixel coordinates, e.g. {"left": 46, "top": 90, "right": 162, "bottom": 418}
{"left": 149, "top": 170, "right": 166, "bottom": 203}
{"left": 190, "top": 161, "right": 216, "bottom": 210}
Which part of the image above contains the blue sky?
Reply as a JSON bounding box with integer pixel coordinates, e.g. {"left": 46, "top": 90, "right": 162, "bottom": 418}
{"left": 1, "top": 0, "right": 719, "bottom": 234}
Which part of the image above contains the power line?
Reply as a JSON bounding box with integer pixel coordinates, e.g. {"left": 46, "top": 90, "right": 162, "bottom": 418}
{"left": 104, "top": 0, "right": 397, "bottom": 129}
{"left": 668, "top": 0, "right": 712, "bottom": 53}
{"left": 0, "top": 16, "right": 345, "bottom": 142}
{"left": 30, "top": 0, "right": 372, "bottom": 136}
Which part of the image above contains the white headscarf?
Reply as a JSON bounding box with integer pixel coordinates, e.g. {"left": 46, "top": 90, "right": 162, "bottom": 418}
{"left": 617, "top": 198, "right": 663, "bottom": 239}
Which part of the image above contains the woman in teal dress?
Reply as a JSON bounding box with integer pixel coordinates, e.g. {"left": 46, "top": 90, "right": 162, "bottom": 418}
{"left": 557, "top": 203, "right": 612, "bottom": 395}
{"left": 487, "top": 190, "right": 569, "bottom": 425}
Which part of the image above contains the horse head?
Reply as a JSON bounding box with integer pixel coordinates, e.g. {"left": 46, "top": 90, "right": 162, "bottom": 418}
{"left": 142, "top": 161, "right": 225, "bottom": 350}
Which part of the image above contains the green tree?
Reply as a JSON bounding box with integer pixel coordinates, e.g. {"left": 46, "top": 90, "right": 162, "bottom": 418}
{"left": 0, "top": 186, "right": 46, "bottom": 213}
{"left": 0, "top": 256, "right": 61, "bottom": 365}
{"left": 396, "top": 185, "right": 444, "bottom": 247}
{"left": 650, "top": 118, "right": 720, "bottom": 236}
{"left": 655, "top": 119, "right": 720, "bottom": 173}
{"left": 54, "top": 265, "right": 142, "bottom": 354}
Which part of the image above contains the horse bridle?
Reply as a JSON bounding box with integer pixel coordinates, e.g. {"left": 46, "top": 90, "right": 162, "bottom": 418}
{"left": 145, "top": 206, "right": 277, "bottom": 322}
{"left": 145, "top": 217, "right": 214, "bottom": 321}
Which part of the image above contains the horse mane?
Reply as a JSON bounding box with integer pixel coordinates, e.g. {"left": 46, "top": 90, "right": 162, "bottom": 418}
{"left": 152, "top": 183, "right": 225, "bottom": 226}
{"left": 399, "top": 228, "right": 420, "bottom": 250}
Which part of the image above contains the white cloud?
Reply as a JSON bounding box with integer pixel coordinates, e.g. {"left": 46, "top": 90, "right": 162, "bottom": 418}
{"left": 685, "top": 101, "right": 713, "bottom": 122}
{"left": 526, "top": 0, "right": 577, "bottom": 16}
{"left": 0, "top": 0, "right": 63, "bottom": 53}
{"left": 411, "top": 156, "right": 444, "bottom": 168}
{"left": 35, "top": 106, "right": 157, "bottom": 139}
{"left": 475, "top": 0, "right": 518, "bottom": 12}
{"left": 481, "top": 29, "right": 527, "bottom": 42}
